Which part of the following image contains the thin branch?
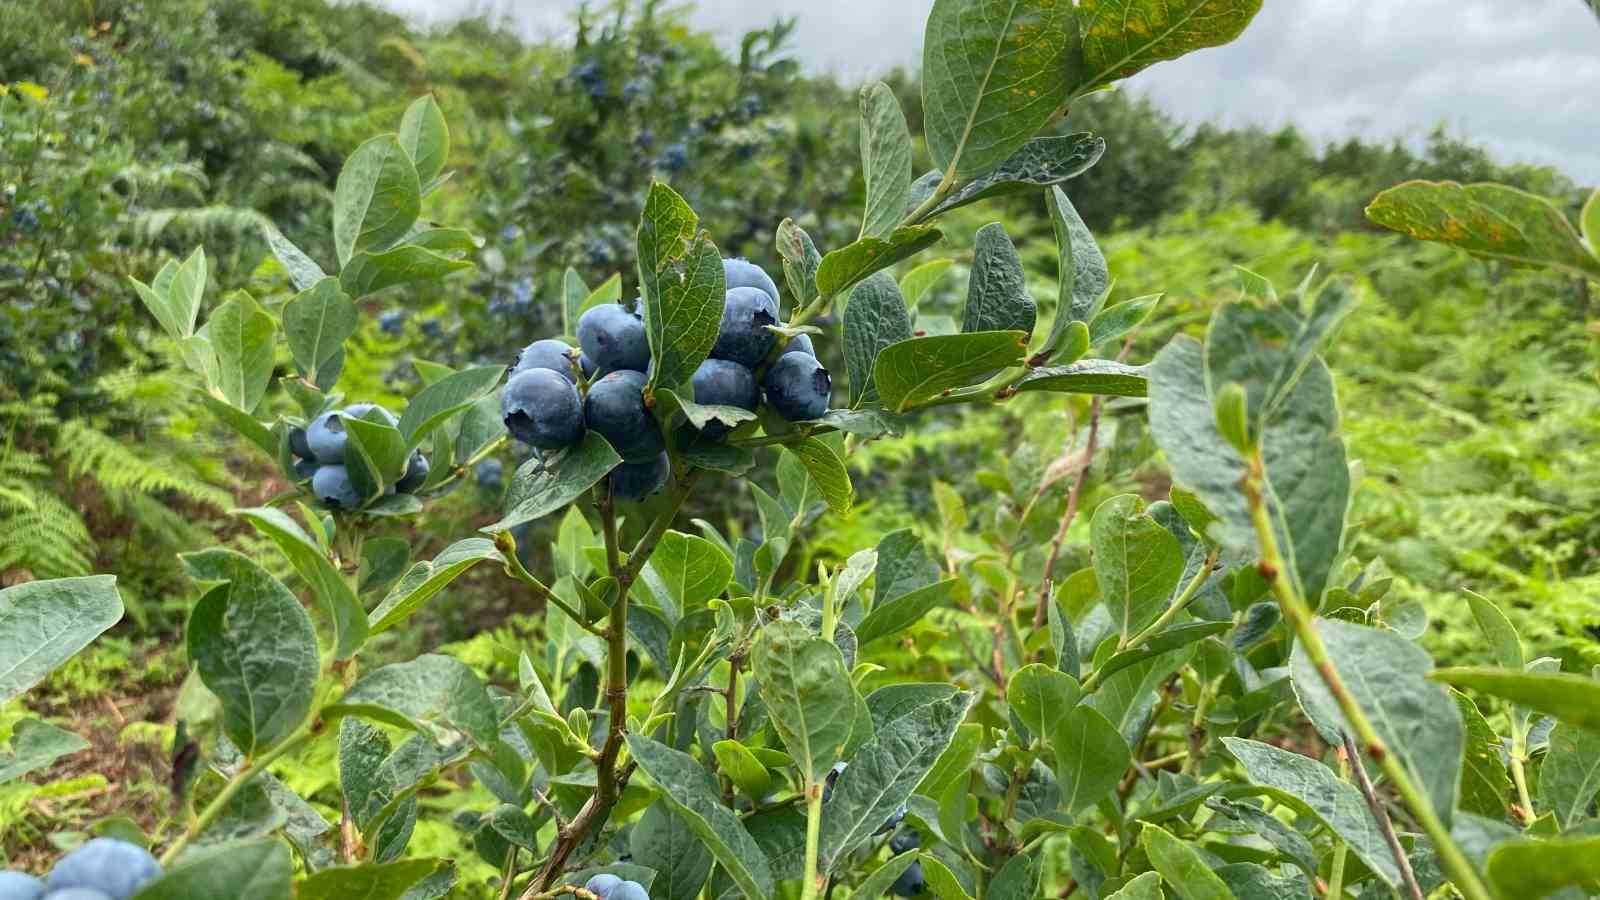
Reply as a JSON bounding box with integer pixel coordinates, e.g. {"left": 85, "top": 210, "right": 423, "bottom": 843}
{"left": 1341, "top": 732, "right": 1425, "bottom": 900}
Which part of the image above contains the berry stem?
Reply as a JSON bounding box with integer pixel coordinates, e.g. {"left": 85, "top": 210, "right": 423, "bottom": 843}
{"left": 159, "top": 723, "right": 315, "bottom": 866}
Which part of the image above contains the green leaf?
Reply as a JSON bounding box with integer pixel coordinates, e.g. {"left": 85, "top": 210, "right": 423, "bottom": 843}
{"left": 1582, "top": 187, "right": 1600, "bottom": 256}
{"left": 712, "top": 740, "right": 775, "bottom": 798}
{"left": 963, "top": 223, "right": 1036, "bottom": 337}
{"left": 776, "top": 218, "right": 822, "bottom": 308}
{"left": 207, "top": 291, "right": 276, "bottom": 414}
{"left": 1006, "top": 664, "right": 1082, "bottom": 738}
{"left": 922, "top": 0, "right": 1079, "bottom": 179}
{"left": 299, "top": 859, "right": 444, "bottom": 900}
{"left": 340, "top": 244, "right": 472, "bottom": 299}
{"left": 852, "top": 853, "right": 919, "bottom": 900}
{"left": 1052, "top": 704, "right": 1129, "bottom": 813}
{"left": 1092, "top": 494, "right": 1185, "bottom": 642}
{"left": 327, "top": 654, "right": 499, "bottom": 748}
{"left": 1290, "top": 618, "right": 1462, "bottom": 826}
{"left": 185, "top": 560, "right": 317, "bottom": 756}
{"left": 397, "top": 95, "right": 449, "bottom": 185}
{"left": 398, "top": 364, "right": 504, "bottom": 450}
{"left": 333, "top": 134, "right": 421, "bottom": 266}
{"left": 873, "top": 529, "right": 939, "bottom": 605}
{"left": 1141, "top": 823, "right": 1236, "bottom": 900}
{"left": 1105, "top": 872, "right": 1163, "bottom": 900}
{"left": 1074, "top": 0, "right": 1264, "bottom": 94}
{"left": 658, "top": 387, "right": 757, "bottom": 435}
{"left": 899, "top": 259, "right": 953, "bottom": 309}
{"left": 283, "top": 277, "right": 356, "bottom": 384}
{"left": 0, "top": 575, "right": 123, "bottom": 704}
{"left": 1205, "top": 797, "right": 1316, "bottom": 878}
{"left": 236, "top": 507, "right": 366, "bottom": 660}
{"left": 1455, "top": 691, "right": 1512, "bottom": 819}
{"left": 816, "top": 225, "right": 944, "bottom": 303}
{"left": 753, "top": 620, "right": 854, "bottom": 783}
{"left": 1046, "top": 186, "right": 1109, "bottom": 331}
{"left": 1538, "top": 721, "right": 1600, "bottom": 829}
{"left": 652, "top": 530, "right": 732, "bottom": 611}
{"left": 368, "top": 539, "right": 504, "bottom": 634}
{"left": 135, "top": 247, "right": 207, "bottom": 341}
{"left": 1434, "top": 667, "right": 1600, "bottom": 734}
{"left": 784, "top": 439, "right": 853, "bottom": 516}
{"left": 987, "top": 851, "right": 1042, "bottom": 900}
{"left": 1089, "top": 293, "right": 1161, "bottom": 346}
{"left": 260, "top": 223, "right": 326, "bottom": 292}
{"left": 629, "top": 803, "right": 714, "bottom": 900}
{"left": 919, "top": 853, "right": 975, "bottom": 900}
{"left": 907, "top": 134, "right": 1106, "bottom": 225}
{"left": 860, "top": 82, "right": 914, "bottom": 240}
{"left": 820, "top": 689, "right": 972, "bottom": 870}
{"left": 856, "top": 579, "right": 958, "bottom": 646}
{"left": 1221, "top": 737, "right": 1400, "bottom": 887}
{"left": 917, "top": 721, "right": 981, "bottom": 799}
{"left": 129, "top": 840, "right": 290, "bottom": 900}
{"left": 345, "top": 416, "right": 410, "bottom": 486}
{"left": 1366, "top": 180, "right": 1600, "bottom": 279}
{"left": 487, "top": 433, "right": 622, "bottom": 533}
{"left": 1465, "top": 591, "right": 1523, "bottom": 671}
{"left": 636, "top": 182, "right": 725, "bottom": 392}
{"left": 843, "top": 272, "right": 914, "bottom": 406}
{"left": 626, "top": 734, "right": 775, "bottom": 900}
{"left": 873, "top": 330, "right": 1027, "bottom": 413}
{"left": 1014, "top": 359, "right": 1146, "bottom": 397}
{"left": 1486, "top": 835, "right": 1600, "bottom": 899}
{"left": 0, "top": 718, "right": 88, "bottom": 784}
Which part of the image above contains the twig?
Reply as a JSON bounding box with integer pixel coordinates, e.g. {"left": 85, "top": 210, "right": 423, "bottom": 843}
{"left": 1341, "top": 732, "right": 1424, "bottom": 900}
{"left": 1032, "top": 398, "right": 1103, "bottom": 631}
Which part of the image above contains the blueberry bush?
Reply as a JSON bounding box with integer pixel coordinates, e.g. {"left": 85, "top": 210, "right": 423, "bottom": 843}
{"left": 5, "top": 1, "right": 1600, "bottom": 900}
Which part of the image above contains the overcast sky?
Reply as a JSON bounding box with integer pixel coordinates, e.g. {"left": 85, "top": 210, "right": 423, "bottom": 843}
{"left": 376, "top": 0, "right": 1600, "bottom": 184}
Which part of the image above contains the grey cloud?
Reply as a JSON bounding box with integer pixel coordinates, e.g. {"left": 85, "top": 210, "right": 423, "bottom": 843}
{"left": 376, "top": 0, "right": 1600, "bottom": 183}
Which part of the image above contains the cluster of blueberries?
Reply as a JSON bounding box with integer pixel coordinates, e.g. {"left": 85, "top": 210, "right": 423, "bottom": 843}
{"left": 499, "top": 258, "right": 831, "bottom": 501}
{"left": 0, "top": 837, "right": 161, "bottom": 900}
{"left": 582, "top": 873, "right": 650, "bottom": 899}
{"left": 288, "top": 403, "right": 430, "bottom": 509}
{"left": 824, "top": 762, "right": 924, "bottom": 896}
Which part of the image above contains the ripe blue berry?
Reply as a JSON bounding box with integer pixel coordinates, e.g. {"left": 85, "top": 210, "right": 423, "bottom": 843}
{"left": 515, "top": 339, "right": 580, "bottom": 382}
{"left": 577, "top": 303, "right": 650, "bottom": 374}
{"left": 609, "top": 452, "right": 670, "bottom": 502}
{"left": 312, "top": 465, "right": 361, "bottom": 509}
{"left": 395, "top": 451, "right": 430, "bottom": 493}
{"left": 890, "top": 860, "right": 926, "bottom": 896}
{"left": 476, "top": 458, "right": 504, "bottom": 489}
{"left": 585, "top": 370, "right": 663, "bottom": 463}
{"left": 785, "top": 331, "right": 815, "bottom": 357}
{"left": 293, "top": 457, "right": 319, "bottom": 481}
{"left": 690, "top": 359, "right": 758, "bottom": 438}
{"left": 45, "top": 838, "right": 161, "bottom": 900}
{"left": 502, "top": 368, "right": 585, "bottom": 450}
{"left": 711, "top": 286, "right": 778, "bottom": 367}
{"left": 306, "top": 404, "right": 397, "bottom": 464}
{"left": 40, "top": 889, "right": 113, "bottom": 900}
{"left": 0, "top": 871, "right": 44, "bottom": 900}
{"left": 890, "top": 829, "right": 921, "bottom": 854}
{"left": 583, "top": 873, "right": 623, "bottom": 898}
{"left": 762, "top": 352, "right": 831, "bottom": 421}
{"left": 723, "top": 258, "right": 780, "bottom": 303}
{"left": 288, "top": 426, "right": 311, "bottom": 459}
{"left": 612, "top": 881, "right": 650, "bottom": 900}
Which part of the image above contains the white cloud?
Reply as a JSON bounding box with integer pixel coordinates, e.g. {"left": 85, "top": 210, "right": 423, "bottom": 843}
{"left": 370, "top": 0, "right": 1600, "bottom": 183}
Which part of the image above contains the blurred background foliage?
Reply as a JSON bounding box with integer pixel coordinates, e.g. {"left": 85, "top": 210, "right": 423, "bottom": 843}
{"left": 2, "top": 0, "right": 1595, "bottom": 876}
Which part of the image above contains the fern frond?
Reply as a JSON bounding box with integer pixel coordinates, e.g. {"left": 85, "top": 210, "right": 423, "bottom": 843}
{"left": 126, "top": 206, "right": 273, "bottom": 246}
{"left": 0, "top": 481, "right": 93, "bottom": 577}
{"left": 58, "top": 420, "right": 233, "bottom": 510}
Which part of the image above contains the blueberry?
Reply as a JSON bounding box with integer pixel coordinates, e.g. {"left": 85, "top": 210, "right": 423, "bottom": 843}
{"left": 515, "top": 339, "right": 580, "bottom": 382}
{"left": 661, "top": 142, "right": 689, "bottom": 172}
{"left": 710, "top": 287, "right": 778, "bottom": 367}
{"left": 583, "top": 874, "right": 622, "bottom": 898}
{"left": 39, "top": 890, "right": 113, "bottom": 900}
{"left": 762, "top": 352, "right": 831, "bottom": 421}
{"left": 611, "top": 881, "right": 650, "bottom": 900}
{"left": 307, "top": 405, "right": 396, "bottom": 464}
{"left": 312, "top": 465, "right": 361, "bottom": 509}
{"left": 420, "top": 318, "right": 443, "bottom": 339}
{"left": 577, "top": 303, "right": 650, "bottom": 374}
{"left": 578, "top": 353, "right": 597, "bottom": 379}
{"left": 874, "top": 803, "right": 909, "bottom": 835}
{"left": 722, "top": 258, "right": 780, "bottom": 304}
{"left": 890, "top": 860, "right": 925, "bottom": 897}
{"left": 585, "top": 370, "right": 663, "bottom": 463}
{"left": 476, "top": 458, "right": 504, "bottom": 489}
{"left": 609, "top": 452, "right": 670, "bottom": 502}
{"left": 502, "top": 368, "right": 585, "bottom": 450}
{"left": 293, "top": 457, "right": 320, "bottom": 481}
{"left": 288, "top": 426, "right": 311, "bottom": 459}
{"left": 45, "top": 838, "right": 160, "bottom": 900}
{"left": 822, "top": 760, "right": 847, "bottom": 803}
{"left": 379, "top": 310, "right": 405, "bottom": 335}
{"left": 395, "top": 451, "right": 430, "bottom": 493}
{"left": 0, "top": 871, "right": 44, "bottom": 900}
{"left": 785, "top": 331, "right": 815, "bottom": 357}
{"left": 690, "top": 359, "right": 758, "bottom": 438}
{"left": 889, "top": 829, "right": 922, "bottom": 854}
